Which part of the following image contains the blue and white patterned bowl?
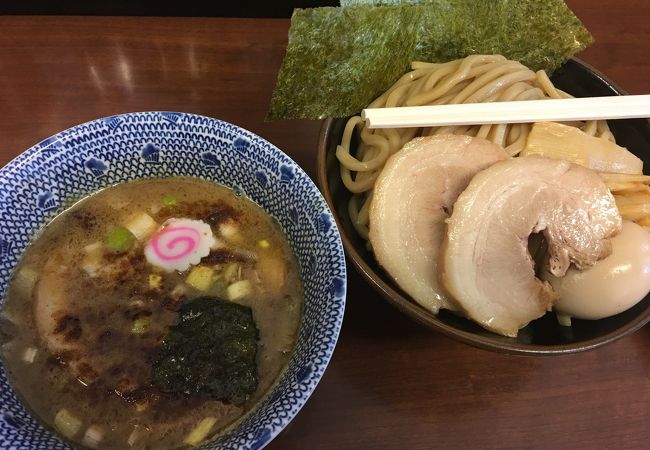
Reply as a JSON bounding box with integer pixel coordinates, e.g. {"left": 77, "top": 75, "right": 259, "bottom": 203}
{"left": 0, "top": 112, "right": 347, "bottom": 449}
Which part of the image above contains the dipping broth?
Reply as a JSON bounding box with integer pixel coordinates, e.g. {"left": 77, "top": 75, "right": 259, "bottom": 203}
{"left": 0, "top": 177, "right": 303, "bottom": 449}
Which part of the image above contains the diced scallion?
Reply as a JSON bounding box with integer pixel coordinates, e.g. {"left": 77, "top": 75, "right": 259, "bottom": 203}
{"left": 163, "top": 196, "right": 177, "bottom": 207}
{"left": 123, "top": 212, "right": 158, "bottom": 242}
{"left": 226, "top": 279, "right": 253, "bottom": 302}
{"left": 14, "top": 266, "right": 38, "bottom": 296}
{"left": 183, "top": 417, "right": 217, "bottom": 447}
{"left": 105, "top": 227, "right": 136, "bottom": 253}
{"left": 54, "top": 408, "right": 82, "bottom": 438}
{"left": 84, "top": 241, "right": 103, "bottom": 253}
{"left": 149, "top": 273, "right": 163, "bottom": 289}
{"left": 257, "top": 239, "right": 270, "bottom": 248}
{"left": 131, "top": 318, "right": 149, "bottom": 335}
{"left": 22, "top": 347, "right": 38, "bottom": 364}
{"left": 186, "top": 266, "right": 215, "bottom": 291}
{"left": 219, "top": 220, "right": 240, "bottom": 241}
{"left": 82, "top": 425, "right": 104, "bottom": 448}
{"left": 82, "top": 242, "right": 104, "bottom": 277}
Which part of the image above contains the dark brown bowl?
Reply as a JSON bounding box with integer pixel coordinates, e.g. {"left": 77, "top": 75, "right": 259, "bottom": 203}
{"left": 317, "top": 58, "right": 650, "bottom": 355}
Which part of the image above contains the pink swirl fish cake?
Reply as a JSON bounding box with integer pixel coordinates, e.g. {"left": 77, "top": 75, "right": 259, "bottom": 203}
{"left": 145, "top": 218, "right": 216, "bottom": 272}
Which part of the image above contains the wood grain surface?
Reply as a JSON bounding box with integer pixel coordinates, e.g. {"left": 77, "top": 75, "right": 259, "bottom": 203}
{"left": 0, "top": 1, "right": 648, "bottom": 449}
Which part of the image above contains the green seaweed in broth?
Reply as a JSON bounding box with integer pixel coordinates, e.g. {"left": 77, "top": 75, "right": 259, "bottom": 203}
{"left": 0, "top": 177, "right": 304, "bottom": 449}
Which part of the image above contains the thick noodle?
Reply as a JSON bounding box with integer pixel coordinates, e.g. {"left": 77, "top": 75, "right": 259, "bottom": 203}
{"left": 336, "top": 55, "right": 616, "bottom": 240}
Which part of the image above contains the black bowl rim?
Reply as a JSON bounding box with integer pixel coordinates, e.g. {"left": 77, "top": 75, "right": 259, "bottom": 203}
{"left": 316, "top": 57, "right": 650, "bottom": 356}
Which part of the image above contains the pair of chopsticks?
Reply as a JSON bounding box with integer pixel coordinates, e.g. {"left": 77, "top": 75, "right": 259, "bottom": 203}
{"left": 361, "top": 94, "right": 650, "bottom": 129}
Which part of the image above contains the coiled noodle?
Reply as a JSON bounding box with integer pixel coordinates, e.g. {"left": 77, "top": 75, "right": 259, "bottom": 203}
{"left": 336, "top": 55, "right": 616, "bottom": 240}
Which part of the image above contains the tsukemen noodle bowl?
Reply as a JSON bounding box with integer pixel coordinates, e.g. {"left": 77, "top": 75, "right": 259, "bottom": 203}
{"left": 0, "top": 112, "right": 346, "bottom": 449}
{"left": 318, "top": 58, "right": 650, "bottom": 355}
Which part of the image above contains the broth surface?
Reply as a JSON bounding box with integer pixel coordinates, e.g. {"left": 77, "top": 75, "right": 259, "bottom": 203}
{"left": 0, "top": 177, "right": 303, "bottom": 449}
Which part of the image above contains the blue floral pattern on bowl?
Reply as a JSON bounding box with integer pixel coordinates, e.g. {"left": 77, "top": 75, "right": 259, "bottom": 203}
{"left": 0, "top": 112, "right": 347, "bottom": 450}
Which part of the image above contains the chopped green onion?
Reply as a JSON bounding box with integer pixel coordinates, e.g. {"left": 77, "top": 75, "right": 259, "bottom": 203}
{"left": 54, "top": 408, "right": 82, "bottom": 438}
{"left": 14, "top": 266, "right": 38, "bottom": 296}
{"left": 131, "top": 318, "right": 149, "bottom": 335}
{"left": 83, "top": 242, "right": 103, "bottom": 255}
{"left": 219, "top": 220, "right": 240, "bottom": 241}
{"left": 226, "top": 280, "right": 253, "bottom": 302}
{"left": 183, "top": 417, "right": 217, "bottom": 447}
{"left": 123, "top": 212, "right": 158, "bottom": 242}
{"left": 105, "top": 226, "right": 135, "bottom": 253}
{"left": 163, "top": 196, "right": 177, "bottom": 207}
{"left": 81, "top": 242, "right": 104, "bottom": 277}
{"left": 149, "top": 273, "right": 162, "bottom": 289}
{"left": 186, "top": 266, "right": 215, "bottom": 291}
{"left": 22, "top": 347, "right": 38, "bottom": 364}
{"left": 82, "top": 425, "right": 104, "bottom": 448}
{"left": 257, "top": 239, "right": 270, "bottom": 249}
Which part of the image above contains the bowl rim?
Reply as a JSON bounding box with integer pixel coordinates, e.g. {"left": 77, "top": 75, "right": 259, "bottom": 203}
{"left": 0, "top": 111, "right": 347, "bottom": 449}
{"left": 316, "top": 58, "right": 650, "bottom": 356}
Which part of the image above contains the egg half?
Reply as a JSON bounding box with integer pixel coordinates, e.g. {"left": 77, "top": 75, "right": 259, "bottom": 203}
{"left": 542, "top": 220, "right": 650, "bottom": 320}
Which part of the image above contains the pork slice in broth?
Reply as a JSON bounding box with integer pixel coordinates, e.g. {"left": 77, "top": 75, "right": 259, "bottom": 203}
{"left": 33, "top": 252, "right": 83, "bottom": 363}
{"left": 33, "top": 249, "right": 176, "bottom": 394}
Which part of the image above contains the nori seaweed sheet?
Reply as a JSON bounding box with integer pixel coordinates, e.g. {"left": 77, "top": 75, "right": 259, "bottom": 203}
{"left": 151, "top": 297, "right": 258, "bottom": 405}
{"left": 266, "top": 0, "right": 593, "bottom": 120}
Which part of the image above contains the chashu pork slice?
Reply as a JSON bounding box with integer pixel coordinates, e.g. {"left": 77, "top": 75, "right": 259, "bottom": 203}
{"left": 441, "top": 156, "right": 622, "bottom": 337}
{"left": 369, "top": 135, "right": 509, "bottom": 313}
{"left": 33, "top": 250, "right": 177, "bottom": 392}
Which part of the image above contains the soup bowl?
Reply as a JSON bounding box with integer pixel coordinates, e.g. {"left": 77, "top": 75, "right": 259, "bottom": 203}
{"left": 0, "top": 112, "right": 346, "bottom": 448}
{"left": 317, "top": 58, "right": 650, "bottom": 355}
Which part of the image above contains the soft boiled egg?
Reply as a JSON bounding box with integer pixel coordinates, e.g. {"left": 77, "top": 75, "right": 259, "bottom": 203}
{"left": 542, "top": 220, "right": 650, "bottom": 320}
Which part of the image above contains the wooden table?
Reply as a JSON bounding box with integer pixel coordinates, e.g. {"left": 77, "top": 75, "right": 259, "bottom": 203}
{"left": 1, "top": 1, "right": 648, "bottom": 448}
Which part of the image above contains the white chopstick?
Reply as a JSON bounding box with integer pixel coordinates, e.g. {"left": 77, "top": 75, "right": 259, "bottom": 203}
{"left": 361, "top": 94, "right": 650, "bottom": 129}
